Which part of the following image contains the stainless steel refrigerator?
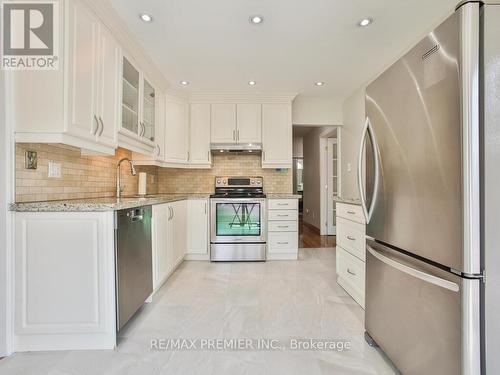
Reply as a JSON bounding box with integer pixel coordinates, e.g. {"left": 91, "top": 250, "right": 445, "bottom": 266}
{"left": 360, "top": 1, "right": 499, "bottom": 374}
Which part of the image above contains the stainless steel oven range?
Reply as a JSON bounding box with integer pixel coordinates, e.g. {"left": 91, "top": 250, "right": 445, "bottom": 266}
{"left": 210, "top": 176, "right": 266, "bottom": 261}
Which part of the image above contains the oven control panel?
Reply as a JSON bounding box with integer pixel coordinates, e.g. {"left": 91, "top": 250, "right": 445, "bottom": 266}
{"left": 215, "top": 176, "right": 263, "bottom": 188}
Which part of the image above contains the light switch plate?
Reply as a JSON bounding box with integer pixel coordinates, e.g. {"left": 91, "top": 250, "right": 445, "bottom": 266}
{"left": 25, "top": 151, "right": 37, "bottom": 169}
{"left": 347, "top": 163, "right": 352, "bottom": 172}
{"left": 48, "top": 161, "right": 62, "bottom": 178}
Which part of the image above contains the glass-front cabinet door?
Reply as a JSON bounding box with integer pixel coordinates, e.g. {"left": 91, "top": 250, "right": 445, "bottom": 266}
{"left": 121, "top": 57, "right": 140, "bottom": 135}
{"left": 141, "top": 78, "right": 155, "bottom": 142}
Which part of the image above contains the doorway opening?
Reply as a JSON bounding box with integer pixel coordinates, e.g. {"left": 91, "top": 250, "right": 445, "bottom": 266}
{"left": 293, "top": 125, "right": 340, "bottom": 248}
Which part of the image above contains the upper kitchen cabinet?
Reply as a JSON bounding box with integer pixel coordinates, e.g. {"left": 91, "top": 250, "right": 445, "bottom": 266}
{"left": 236, "top": 104, "right": 262, "bottom": 144}
{"left": 210, "top": 103, "right": 262, "bottom": 144}
{"left": 189, "top": 103, "right": 212, "bottom": 168}
{"left": 262, "top": 103, "right": 293, "bottom": 168}
{"left": 12, "top": 0, "right": 120, "bottom": 155}
{"left": 211, "top": 104, "right": 237, "bottom": 143}
{"left": 118, "top": 55, "right": 157, "bottom": 154}
{"left": 164, "top": 95, "right": 189, "bottom": 165}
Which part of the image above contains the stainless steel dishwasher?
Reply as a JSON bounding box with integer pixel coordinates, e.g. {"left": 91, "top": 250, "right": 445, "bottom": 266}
{"left": 115, "top": 205, "right": 153, "bottom": 331}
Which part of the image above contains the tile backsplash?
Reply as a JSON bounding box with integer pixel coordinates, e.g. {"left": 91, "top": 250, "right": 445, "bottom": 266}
{"left": 157, "top": 154, "right": 292, "bottom": 194}
{"left": 15, "top": 144, "right": 292, "bottom": 202}
{"left": 15, "top": 144, "right": 158, "bottom": 202}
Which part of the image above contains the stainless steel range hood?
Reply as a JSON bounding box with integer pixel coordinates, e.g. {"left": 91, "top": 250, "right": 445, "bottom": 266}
{"left": 210, "top": 143, "right": 262, "bottom": 154}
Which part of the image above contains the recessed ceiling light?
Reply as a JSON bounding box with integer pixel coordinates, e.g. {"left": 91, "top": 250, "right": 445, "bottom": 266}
{"left": 140, "top": 13, "right": 153, "bottom": 22}
{"left": 249, "top": 15, "right": 264, "bottom": 25}
{"left": 180, "top": 81, "right": 189, "bottom": 86}
{"left": 248, "top": 81, "right": 257, "bottom": 86}
{"left": 315, "top": 81, "right": 325, "bottom": 87}
{"left": 358, "top": 17, "right": 373, "bottom": 27}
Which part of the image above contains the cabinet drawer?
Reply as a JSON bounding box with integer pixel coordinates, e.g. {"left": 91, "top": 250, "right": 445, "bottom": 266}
{"left": 268, "top": 221, "right": 298, "bottom": 232}
{"left": 268, "top": 210, "right": 297, "bottom": 221}
{"left": 268, "top": 199, "right": 298, "bottom": 210}
{"left": 336, "top": 203, "right": 365, "bottom": 224}
{"left": 337, "top": 217, "right": 366, "bottom": 261}
{"left": 268, "top": 232, "right": 298, "bottom": 253}
{"left": 336, "top": 247, "right": 365, "bottom": 305}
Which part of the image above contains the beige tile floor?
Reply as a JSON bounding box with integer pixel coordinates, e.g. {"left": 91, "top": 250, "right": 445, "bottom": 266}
{"left": 0, "top": 248, "right": 399, "bottom": 375}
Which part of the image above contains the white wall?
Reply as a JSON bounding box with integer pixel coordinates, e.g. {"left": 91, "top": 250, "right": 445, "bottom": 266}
{"left": 340, "top": 87, "right": 365, "bottom": 200}
{"left": 292, "top": 137, "right": 303, "bottom": 158}
{"left": 292, "top": 95, "right": 343, "bottom": 126}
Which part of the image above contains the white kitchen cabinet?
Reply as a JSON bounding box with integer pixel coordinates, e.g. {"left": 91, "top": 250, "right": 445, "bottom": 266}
{"left": 117, "top": 55, "right": 157, "bottom": 155}
{"left": 14, "top": 211, "right": 116, "bottom": 351}
{"left": 165, "top": 96, "right": 189, "bottom": 164}
{"left": 210, "top": 103, "right": 262, "bottom": 145}
{"left": 211, "top": 104, "right": 237, "bottom": 143}
{"left": 172, "top": 200, "right": 188, "bottom": 266}
{"left": 267, "top": 199, "right": 299, "bottom": 260}
{"left": 237, "top": 104, "right": 262, "bottom": 143}
{"left": 262, "top": 104, "right": 293, "bottom": 168}
{"left": 152, "top": 203, "right": 170, "bottom": 290}
{"left": 186, "top": 199, "right": 210, "bottom": 260}
{"left": 336, "top": 202, "right": 366, "bottom": 308}
{"left": 13, "top": 0, "right": 120, "bottom": 155}
{"left": 189, "top": 104, "right": 212, "bottom": 167}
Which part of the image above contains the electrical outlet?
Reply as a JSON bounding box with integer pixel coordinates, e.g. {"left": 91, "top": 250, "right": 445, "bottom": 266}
{"left": 48, "top": 161, "right": 62, "bottom": 178}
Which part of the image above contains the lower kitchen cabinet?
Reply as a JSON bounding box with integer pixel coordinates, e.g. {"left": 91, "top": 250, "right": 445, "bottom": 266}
{"left": 335, "top": 202, "right": 366, "bottom": 308}
{"left": 152, "top": 200, "right": 187, "bottom": 291}
{"left": 185, "top": 198, "right": 210, "bottom": 260}
{"left": 267, "top": 198, "right": 299, "bottom": 260}
{"left": 14, "top": 211, "right": 117, "bottom": 351}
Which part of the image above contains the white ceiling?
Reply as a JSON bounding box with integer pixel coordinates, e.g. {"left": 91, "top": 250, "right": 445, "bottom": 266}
{"left": 109, "top": 0, "right": 457, "bottom": 99}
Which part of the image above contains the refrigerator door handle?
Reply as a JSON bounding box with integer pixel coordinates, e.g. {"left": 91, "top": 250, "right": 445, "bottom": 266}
{"left": 367, "top": 245, "right": 460, "bottom": 292}
{"left": 357, "top": 117, "right": 380, "bottom": 223}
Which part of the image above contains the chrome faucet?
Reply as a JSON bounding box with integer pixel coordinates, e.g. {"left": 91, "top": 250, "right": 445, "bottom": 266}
{"left": 116, "top": 158, "right": 136, "bottom": 198}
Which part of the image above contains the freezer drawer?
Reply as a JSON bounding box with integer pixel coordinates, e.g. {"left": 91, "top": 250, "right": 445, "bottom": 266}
{"left": 365, "top": 240, "right": 480, "bottom": 375}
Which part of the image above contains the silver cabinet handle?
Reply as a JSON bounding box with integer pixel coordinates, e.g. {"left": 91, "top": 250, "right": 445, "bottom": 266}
{"left": 367, "top": 246, "right": 460, "bottom": 292}
{"left": 277, "top": 214, "right": 288, "bottom": 217}
{"left": 204, "top": 202, "right": 207, "bottom": 214}
{"left": 277, "top": 242, "right": 289, "bottom": 245}
{"left": 168, "top": 206, "right": 173, "bottom": 220}
{"left": 93, "top": 115, "right": 99, "bottom": 135}
{"left": 263, "top": 150, "right": 266, "bottom": 161}
{"left": 347, "top": 268, "right": 356, "bottom": 276}
{"left": 187, "top": 151, "right": 190, "bottom": 161}
{"left": 207, "top": 150, "right": 210, "bottom": 162}
{"left": 277, "top": 225, "right": 289, "bottom": 228}
{"left": 347, "top": 210, "right": 356, "bottom": 214}
{"left": 98, "top": 117, "right": 104, "bottom": 137}
{"left": 347, "top": 235, "right": 356, "bottom": 241}
{"left": 277, "top": 203, "right": 289, "bottom": 206}
{"left": 233, "top": 130, "right": 236, "bottom": 141}
{"left": 357, "top": 116, "right": 380, "bottom": 224}
{"left": 237, "top": 129, "right": 240, "bottom": 142}
{"left": 156, "top": 145, "right": 161, "bottom": 157}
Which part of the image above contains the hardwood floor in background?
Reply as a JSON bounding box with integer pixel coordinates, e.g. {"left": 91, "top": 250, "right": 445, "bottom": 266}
{"left": 299, "top": 216, "right": 336, "bottom": 248}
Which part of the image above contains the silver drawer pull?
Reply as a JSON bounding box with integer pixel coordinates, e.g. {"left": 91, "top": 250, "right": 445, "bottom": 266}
{"left": 277, "top": 214, "right": 288, "bottom": 217}
{"left": 277, "top": 225, "right": 289, "bottom": 228}
{"left": 277, "top": 203, "right": 289, "bottom": 206}
{"left": 347, "top": 235, "right": 356, "bottom": 241}
{"left": 277, "top": 242, "right": 289, "bottom": 245}
{"left": 347, "top": 210, "right": 356, "bottom": 214}
{"left": 347, "top": 268, "right": 356, "bottom": 276}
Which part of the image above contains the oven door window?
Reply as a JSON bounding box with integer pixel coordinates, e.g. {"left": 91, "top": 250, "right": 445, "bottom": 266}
{"left": 216, "top": 202, "right": 261, "bottom": 236}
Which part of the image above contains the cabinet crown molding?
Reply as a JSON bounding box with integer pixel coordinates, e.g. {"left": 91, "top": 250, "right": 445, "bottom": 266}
{"left": 189, "top": 92, "right": 298, "bottom": 104}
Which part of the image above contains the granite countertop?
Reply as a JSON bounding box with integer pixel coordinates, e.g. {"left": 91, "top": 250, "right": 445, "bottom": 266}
{"left": 10, "top": 194, "right": 211, "bottom": 212}
{"left": 333, "top": 196, "right": 362, "bottom": 206}
{"left": 266, "top": 194, "right": 302, "bottom": 199}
